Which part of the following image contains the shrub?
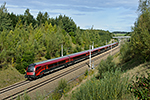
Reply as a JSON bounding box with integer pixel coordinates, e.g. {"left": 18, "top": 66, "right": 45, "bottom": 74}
{"left": 72, "top": 68, "right": 130, "bottom": 100}
{"left": 120, "top": 42, "right": 133, "bottom": 63}
{"left": 23, "top": 92, "right": 30, "bottom": 100}
{"left": 52, "top": 79, "right": 68, "bottom": 100}
{"left": 98, "top": 55, "right": 116, "bottom": 78}
{"left": 84, "top": 69, "right": 88, "bottom": 76}
{"left": 57, "top": 79, "right": 67, "bottom": 92}
{"left": 129, "top": 72, "right": 150, "bottom": 99}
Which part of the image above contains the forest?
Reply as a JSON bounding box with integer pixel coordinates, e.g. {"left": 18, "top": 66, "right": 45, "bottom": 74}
{"left": 120, "top": 0, "right": 150, "bottom": 62}
{"left": 0, "top": 3, "right": 113, "bottom": 74}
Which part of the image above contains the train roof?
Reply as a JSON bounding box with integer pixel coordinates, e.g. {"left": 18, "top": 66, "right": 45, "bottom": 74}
{"left": 68, "top": 50, "right": 89, "bottom": 58}
{"left": 34, "top": 55, "right": 69, "bottom": 65}
{"left": 33, "top": 42, "right": 118, "bottom": 67}
{"left": 92, "top": 42, "right": 117, "bottom": 51}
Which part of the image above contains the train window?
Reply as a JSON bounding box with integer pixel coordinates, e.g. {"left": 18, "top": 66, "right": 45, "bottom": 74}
{"left": 93, "top": 50, "right": 97, "bottom": 53}
{"left": 48, "top": 64, "right": 53, "bottom": 68}
{"left": 59, "top": 60, "right": 65, "bottom": 64}
{"left": 27, "top": 66, "right": 34, "bottom": 72}
{"left": 73, "top": 54, "right": 86, "bottom": 60}
{"left": 53, "top": 63, "right": 57, "bottom": 66}
{"left": 81, "top": 54, "right": 85, "bottom": 58}
{"left": 36, "top": 66, "right": 41, "bottom": 71}
{"left": 73, "top": 56, "right": 78, "bottom": 60}
{"left": 102, "top": 48, "right": 105, "bottom": 51}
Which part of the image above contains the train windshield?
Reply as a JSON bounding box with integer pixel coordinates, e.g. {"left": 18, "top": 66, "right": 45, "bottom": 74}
{"left": 27, "top": 66, "right": 34, "bottom": 72}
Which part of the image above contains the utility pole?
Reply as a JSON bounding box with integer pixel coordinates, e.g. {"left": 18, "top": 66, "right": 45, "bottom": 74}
{"left": 89, "top": 45, "right": 91, "bottom": 69}
{"left": 61, "top": 44, "right": 63, "bottom": 57}
{"left": 111, "top": 41, "right": 112, "bottom": 55}
{"left": 92, "top": 41, "right": 94, "bottom": 50}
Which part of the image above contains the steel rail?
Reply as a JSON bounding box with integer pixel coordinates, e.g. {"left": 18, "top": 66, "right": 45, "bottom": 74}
{"left": 1, "top": 45, "right": 119, "bottom": 100}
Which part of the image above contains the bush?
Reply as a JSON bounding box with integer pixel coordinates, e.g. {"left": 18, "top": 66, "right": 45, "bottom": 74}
{"left": 72, "top": 68, "right": 130, "bottom": 100}
{"left": 120, "top": 42, "right": 133, "bottom": 63}
{"left": 98, "top": 55, "right": 116, "bottom": 78}
{"left": 84, "top": 69, "right": 88, "bottom": 76}
{"left": 57, "top": 79, "right": 67, "bottom": 91}
{"left": 52, "top": 79, "right": 68, "bottom": 100}
{"left": 129, "top": 72, "right": 150, "bottom": 99}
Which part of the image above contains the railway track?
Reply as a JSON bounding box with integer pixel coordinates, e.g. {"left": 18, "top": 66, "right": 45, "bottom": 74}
{"left": 0, "top": 80, "right": 30, "bottom": 94}
{"left": 0, "top": 45, "right": 119, "bottom": 100}
{"left": 1, "top": 63, "right": 88, "bottom": 100}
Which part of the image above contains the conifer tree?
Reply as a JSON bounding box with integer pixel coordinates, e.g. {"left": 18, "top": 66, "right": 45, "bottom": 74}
{"left": 131, "top": 0, "right": 150, "bottom": 60}
{"left": 0, "top": 2, "right": 12, "bottom": 31}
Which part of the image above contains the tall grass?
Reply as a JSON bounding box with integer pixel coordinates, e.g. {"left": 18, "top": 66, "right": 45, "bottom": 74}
{"left": 51, "top": 79, "right": 69, "bottom": 100}
{"left": 72, "top": 68, "right": 132, "bottom": 100}
{"left": 98, "top": 55, "right": 116, "bottom": 78}
{"left": 72, "top": 55, "right": 135, "bottom": 100}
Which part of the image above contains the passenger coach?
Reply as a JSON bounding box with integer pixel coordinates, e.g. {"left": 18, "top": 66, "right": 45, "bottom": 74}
{"left": 25, "top": 42, "right": 118, "bottom": 80}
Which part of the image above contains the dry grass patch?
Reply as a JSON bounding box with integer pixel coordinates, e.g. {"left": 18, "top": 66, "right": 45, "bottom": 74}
{"left": 0, "top": 66, "right": 25, "bottom": 89}
{"left": 123, "top": 62, "right": 150, "bottom": 82}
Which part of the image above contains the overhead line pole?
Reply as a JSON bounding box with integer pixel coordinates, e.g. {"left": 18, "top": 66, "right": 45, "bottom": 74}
{"left": 61, "top": 44, "right": 63, "bottom": 57}
{"left": 92, "top": 41, "right": 94, "bottom": 50}
{"left": 111, "top": 41, "right": 112, "bottom": 55}
{"left": 89, "top": 45, "right": 91, "bottom": 69}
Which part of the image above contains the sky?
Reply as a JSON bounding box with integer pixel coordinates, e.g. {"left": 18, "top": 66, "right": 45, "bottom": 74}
{"left": 0, "top": 0, "right": 139, "bottom": 32}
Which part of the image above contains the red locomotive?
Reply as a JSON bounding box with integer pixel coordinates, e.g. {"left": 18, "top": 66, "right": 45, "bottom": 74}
{"left": 25, "top": 42, "right": 118, "bottom": 79}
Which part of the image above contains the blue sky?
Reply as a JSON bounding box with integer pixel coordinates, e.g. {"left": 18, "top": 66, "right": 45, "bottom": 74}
{"left": 0, "top": 0, "right": 139, "bottom": 32}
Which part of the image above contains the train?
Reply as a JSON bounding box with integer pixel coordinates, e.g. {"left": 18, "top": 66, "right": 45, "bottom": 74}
{"left": 25, "top": 42, "right": 118, "bottom": 80}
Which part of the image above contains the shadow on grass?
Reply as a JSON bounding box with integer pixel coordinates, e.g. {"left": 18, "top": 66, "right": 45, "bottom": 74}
{"left": 118, "top": 58, "right": 145, "bottom": 72}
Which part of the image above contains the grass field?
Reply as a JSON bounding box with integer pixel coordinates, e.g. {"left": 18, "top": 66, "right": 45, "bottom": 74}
{"left": 114, "top": 34, "right": 126, "bottom": 36}
{"left": 0, "top": 66, "right": 25, "bottom": 89}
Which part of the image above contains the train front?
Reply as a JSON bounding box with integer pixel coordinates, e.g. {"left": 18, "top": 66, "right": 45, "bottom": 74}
{"left": 25, "top": 64, "right": 36, "bottom": 79}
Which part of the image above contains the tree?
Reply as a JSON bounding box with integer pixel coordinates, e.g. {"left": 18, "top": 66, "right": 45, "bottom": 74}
{"left": 24, "top": 8, "right": 36, "bottom": 26}
{"left": 138, "top": 0, "right": 150, "bottom": 13}
{"left": 43, "top": 12, "right": 49, "bottom": 22}
{"left": 8, "top": 12, "right": 18, "bottom": 29}
{"left": 36, "top": 11, "right": 49, "bottom": 26}
{"left": 0, "top": 2, "right": 12, "bottom": 31}
{"left": 131, "top": 9, "right": 150, "bottom": 60}
{"left": 121, "top": 0, "right": 150, "bottom": 61}
{"left": 36, "top": 11, "right": 43, "bottom": 26}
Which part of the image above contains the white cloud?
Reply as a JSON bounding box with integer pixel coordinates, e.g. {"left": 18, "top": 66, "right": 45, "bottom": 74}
{"left": 0, "top": 0, "right": 139, "bottom": 31}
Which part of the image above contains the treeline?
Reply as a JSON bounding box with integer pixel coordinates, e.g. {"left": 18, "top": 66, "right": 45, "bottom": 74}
{"left": 0, "top": 3, "right": 77, "bottom": 33}
{"left": 0, "top": 3, "right": 112, "bottom": 74}
{"left": 113, "top": 31, "right": 132, "bottom": 36}
{"left": 112, "top": 31, "right": 128, "bottom": 34}
{"left": 120, "top": 0, "right": 150, "bottom": 62}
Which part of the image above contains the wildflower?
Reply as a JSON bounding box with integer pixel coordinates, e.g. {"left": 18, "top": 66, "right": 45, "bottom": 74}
{"left": 76, "top": 78, "right": 79, "bottom": 82}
